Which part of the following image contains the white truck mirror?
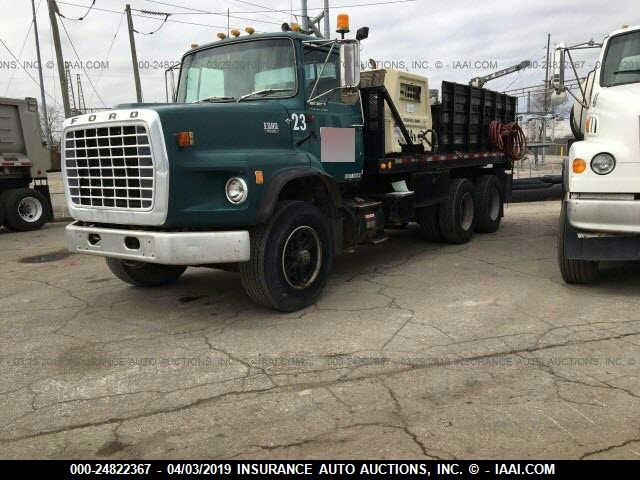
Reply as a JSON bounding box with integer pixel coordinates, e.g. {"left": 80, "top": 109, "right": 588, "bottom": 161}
{"left": 552, "top": 43, "right": 565, "bottom": 94}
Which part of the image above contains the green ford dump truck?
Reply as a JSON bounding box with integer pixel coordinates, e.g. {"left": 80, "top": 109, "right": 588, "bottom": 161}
{"left": 62, "top": 22, "right": 518, "bottom": 311}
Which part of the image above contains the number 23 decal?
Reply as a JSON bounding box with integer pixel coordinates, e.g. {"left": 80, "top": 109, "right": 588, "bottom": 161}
{"left": 291, "top": 113, "right": 307, "bottom": 131}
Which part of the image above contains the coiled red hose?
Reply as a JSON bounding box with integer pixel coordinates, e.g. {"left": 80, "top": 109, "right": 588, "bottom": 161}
{"left": 489, "top": 121, "right": 527, "bottom": 160}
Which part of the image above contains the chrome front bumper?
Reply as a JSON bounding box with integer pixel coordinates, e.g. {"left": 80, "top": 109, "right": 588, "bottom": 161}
{"left": 567, "top": 198, "right": 640, "bottom": 234}
{"left": 66, "top": 222, "right": 250, "bottom": 265}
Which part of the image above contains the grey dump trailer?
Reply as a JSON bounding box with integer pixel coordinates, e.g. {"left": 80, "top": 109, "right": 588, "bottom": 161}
{"left": 0, "top": 96, "right": 52, "bottom": 231}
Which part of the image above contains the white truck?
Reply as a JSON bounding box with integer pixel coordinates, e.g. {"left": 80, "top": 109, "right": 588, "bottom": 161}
{"left": 557, "top": 25, "right": 640, "bottom": 283}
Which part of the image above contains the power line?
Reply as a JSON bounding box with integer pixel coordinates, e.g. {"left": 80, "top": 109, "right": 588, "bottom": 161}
{"left": 0, "top": 36, "right": 59, "bottom": 105}
{"left": 4, "top": 0, "right": 41, "bottom": 95}
{"left": 90, "top": 11, "right": 125, "bottom": 104}
{"left": 131, "top": 10, "right": 170, "bottom": 34}
{"left": 228, "top": 0, "right": 285, "bottom": 23}
{"left": 58, "top": 17, "right": 107, "bottom": 107}
{"left": 57, "top": 1, "right": 245, "bottom": 30}
{"left": 141, "top": 0, "right": 418, "bottom": 16}
{"left": 135, "top": 1, "right": 282, "bottom": 26}
{"left": 56, "top": 0, "right": 96, "bottom": 20}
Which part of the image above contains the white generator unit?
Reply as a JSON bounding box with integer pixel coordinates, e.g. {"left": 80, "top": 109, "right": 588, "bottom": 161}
{"left": 361, "top": 69, "right": 433, "bottom": 153}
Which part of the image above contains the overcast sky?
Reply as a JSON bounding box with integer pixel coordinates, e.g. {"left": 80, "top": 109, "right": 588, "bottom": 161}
{"left": 0, "top": 0, "right": 637, "bottom": 114}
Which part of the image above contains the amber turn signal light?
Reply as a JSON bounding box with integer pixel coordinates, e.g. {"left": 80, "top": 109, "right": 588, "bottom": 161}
{"left": 572, "top": 158, "right": 586, "bottom": 174}
{"left": 176, "top": 131, "right": 194, "bottom": 147}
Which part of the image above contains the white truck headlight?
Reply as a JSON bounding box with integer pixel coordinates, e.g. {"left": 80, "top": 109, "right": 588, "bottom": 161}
{"left": 225, "top": 177, "right": 248, "bottom": 204}
{"left": 591, "top": 153, "right": 615, "bottom": 175}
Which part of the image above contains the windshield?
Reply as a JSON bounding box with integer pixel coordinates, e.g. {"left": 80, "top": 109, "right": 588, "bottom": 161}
{"left": 601, "top": 30, "right": 640, "bottom": 87}
{"left": 176, "top": 38, "right": 296, "bottom": 103}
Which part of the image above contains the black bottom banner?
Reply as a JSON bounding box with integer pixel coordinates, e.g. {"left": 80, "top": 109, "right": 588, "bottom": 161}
{"left": 1, "top": 460, "right": 638, "bottom": 479}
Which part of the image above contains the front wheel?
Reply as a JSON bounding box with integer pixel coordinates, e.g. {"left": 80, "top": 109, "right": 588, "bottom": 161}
{"left": 557, "top": 204, "right": 598, "bottom": 284}
{"left": 106, "top": 258, "right": 187, "bottom": 287}
{"left": 239, "top": 201, "right": 333, "bottom": 312}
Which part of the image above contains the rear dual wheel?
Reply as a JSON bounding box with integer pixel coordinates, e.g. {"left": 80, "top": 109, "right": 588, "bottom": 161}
{"left": 475, "top": 175, "right": 503, "bottom": 233}
{"left": 417, "top": 176, "right": 503, "bottom": 244}
{"left": 0, "top": 188, "right": 50, "bottom": 231}
{"left": 438, "top": 178, "right": 478, "bottom": 244}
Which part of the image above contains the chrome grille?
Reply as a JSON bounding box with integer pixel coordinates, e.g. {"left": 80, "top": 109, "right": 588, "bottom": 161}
{"left": 64, "top": 123, "right": 154, "bottom": 210}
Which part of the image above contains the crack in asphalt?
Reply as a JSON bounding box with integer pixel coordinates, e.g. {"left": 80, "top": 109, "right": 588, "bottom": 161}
{"left": 3, "top": 327, "right": 639, "bottom": 446}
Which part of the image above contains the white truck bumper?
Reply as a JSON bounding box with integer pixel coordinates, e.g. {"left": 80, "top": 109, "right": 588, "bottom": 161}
{"left": 66, "top": 222, "right": 250, "bottom": 265}
{"left": 567, "top": 198, "right": 640, "bottom": 234}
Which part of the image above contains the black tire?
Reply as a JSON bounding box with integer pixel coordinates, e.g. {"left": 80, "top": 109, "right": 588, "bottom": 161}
{"left": 557, "top": 203, "right": 598, "bottom": 284}
{"left": 2, "top": 188, "right": 50, "bottom": 231}
{"left": 416, "top": 206, "right": 442, "bottom": 241}
{"left": 239, "top": 201, "right": 333, "bottom": 312}
{"left": 106, "top": 258, "right": 186, "bottom": 287}
{"left": 439, "top": 178, "right": 477, "bottom": 244}
{"left": 475, "top": 175, "right": 503, "bottom": 233}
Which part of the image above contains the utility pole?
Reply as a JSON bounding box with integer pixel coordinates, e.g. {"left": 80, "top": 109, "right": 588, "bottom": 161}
{"left": 32, "top": 0, "right": 50, "bottom": 143}
{"left": 125, "top": 4, "right": 142, "bottom": 103}
{"left": 542, "top": 33, "right": 550, "bottom": 165}
{"left": 323, "top": 0, "right": 330, "bottom": 39}
{"left": 301, "top": 0, "right": 309, "bottom": 31}
{"left": 47, "top": 0, "right": 71, "bottom": 118}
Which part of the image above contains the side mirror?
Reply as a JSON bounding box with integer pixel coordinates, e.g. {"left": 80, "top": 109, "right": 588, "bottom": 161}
{"left": 340, "top": 40, "right": 360, "bottom": 89}
{"left": 356, "top": 27, "right": 369, "bottom": 41}
{"left": 165, "top": 63, "right": 181, "bottom": 103}
{"left": 552, "top": 43, "right": 565, "bottom": 94}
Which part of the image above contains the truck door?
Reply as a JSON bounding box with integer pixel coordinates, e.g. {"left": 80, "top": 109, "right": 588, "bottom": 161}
{"left": 295, "top": 44, "right": 364, "bottom": 182}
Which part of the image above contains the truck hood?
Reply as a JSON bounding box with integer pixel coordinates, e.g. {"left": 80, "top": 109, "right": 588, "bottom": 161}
{"left": 589, "top": 82, "right": 640, "bottom": 163}
{"left": 120, "top": 102, "right": 293, "bottom": 150}
{"left": 595, "top": 83, "right": 640, "bottom": 113}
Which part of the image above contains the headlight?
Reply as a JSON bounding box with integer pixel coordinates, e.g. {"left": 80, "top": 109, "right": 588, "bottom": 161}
{"left": 591, "top": 153, "right": 615, "bottom": 175}
{"left": 225, "top": 177, "right": 248, "bottom": 204}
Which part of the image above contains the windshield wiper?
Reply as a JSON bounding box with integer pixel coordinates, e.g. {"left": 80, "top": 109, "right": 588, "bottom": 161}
{"left": 194, "top": 96, "right": 236, "bottom": 103}
{"left": 237, "top": 88, "right": 293, "bottom": 102}
{"left": 614, "top": 69, "right": 640, "bottom": 74}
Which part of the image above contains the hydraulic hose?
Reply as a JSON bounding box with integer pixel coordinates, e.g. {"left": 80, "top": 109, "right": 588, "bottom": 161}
{"left": 489, "top": 121, "right": 527, "bottom": 160}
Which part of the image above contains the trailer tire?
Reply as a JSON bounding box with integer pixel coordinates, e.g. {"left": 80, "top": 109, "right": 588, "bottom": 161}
{"left": 439, "top": 178, "right": 477, "bottom": 244}
{"left": 557, "top": 203, "right": 598, "bottom": 284}
{"left": 106, "top": 258, "right": 187, "bottom": 287}
{"left": 475, "top": 175, "right": 503, "bottom": 233}
{"left": 416, "top": 206, "right": 442, "bottom": 241}
{"left": 239, "top": 200, "right": 333, "bottom": 312}
{"left": 2, "top": 188, "right": 50, "bottom": 231}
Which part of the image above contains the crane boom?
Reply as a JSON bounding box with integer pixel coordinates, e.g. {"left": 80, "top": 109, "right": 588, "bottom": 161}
{"left": 469, "top": 60, "right": 531, "bottom": 88}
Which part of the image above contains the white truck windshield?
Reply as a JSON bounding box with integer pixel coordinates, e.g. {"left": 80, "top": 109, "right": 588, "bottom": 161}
{"left": 601, "top": 30, "right": 640, "bottom": 87}
{"left": 177, "top": 38, "right": 297, "bottom": 103}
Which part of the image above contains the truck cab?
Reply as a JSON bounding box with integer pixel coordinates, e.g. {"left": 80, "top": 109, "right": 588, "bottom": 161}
{"left": 558, "top": 25, "right": 640, "bottom": 283}
{"left": 63, "top": 21, "right": 515, "bottom": 311}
